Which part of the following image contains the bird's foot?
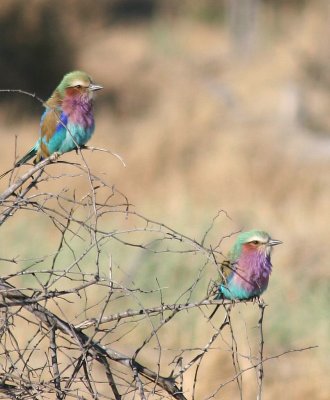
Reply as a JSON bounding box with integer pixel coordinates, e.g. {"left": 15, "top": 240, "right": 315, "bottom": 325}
{"left": 50, "top": 152, "right": 61, "bottom": 162}
{"left": 257, "top": 297, "right": 265, "bottom": 306}
{"left": 75, "top": 145, "right": 87, "bottom": 154}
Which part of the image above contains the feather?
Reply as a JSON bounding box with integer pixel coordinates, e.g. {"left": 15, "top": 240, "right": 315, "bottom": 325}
{"left": 0, "top": 70, "right": 102, "bottom": 179}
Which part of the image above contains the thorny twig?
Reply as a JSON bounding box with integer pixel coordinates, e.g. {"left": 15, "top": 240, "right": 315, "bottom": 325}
{"left": 257, "top": 300, "right": 266, "bottom": 400}
{"left": 0, "top": 153, "right": 316, "bottom": 399}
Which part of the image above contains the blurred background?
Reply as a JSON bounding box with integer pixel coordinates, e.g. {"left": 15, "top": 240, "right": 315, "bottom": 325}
{"left": 0, "top": 0, "right": 329, "bottom": 398}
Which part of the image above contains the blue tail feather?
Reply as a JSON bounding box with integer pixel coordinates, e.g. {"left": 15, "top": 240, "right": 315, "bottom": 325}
{"left": 15, "top": 146, "right": 38, "bottom": 167}
{"left": 0, "top": 145, "right": 38, "bottom": 180}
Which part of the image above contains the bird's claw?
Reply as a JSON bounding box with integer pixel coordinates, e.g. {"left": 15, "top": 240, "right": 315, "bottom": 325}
{"left": 50, "top": 152, "right": 61, "bottom": 162}
{"left": 257, "top": 297, "right": 265, "bottom": 306}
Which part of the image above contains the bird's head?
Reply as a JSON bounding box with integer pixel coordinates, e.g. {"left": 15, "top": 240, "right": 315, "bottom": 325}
{"left": 232, "top": 230, "right": 282, "bottom": 258}
{"left": 57, "top": 71, "right": 103, "bottom": 101}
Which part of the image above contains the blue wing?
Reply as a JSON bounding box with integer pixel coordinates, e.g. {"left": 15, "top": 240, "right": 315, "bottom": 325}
{"left": 39, "top": 108, "right": 68, "bottom": 157}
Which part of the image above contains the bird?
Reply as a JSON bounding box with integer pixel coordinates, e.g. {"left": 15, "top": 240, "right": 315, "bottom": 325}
{"left": 209, "top": 230, "right": 282, "bottom": 319}
{"left": 0, "top": 70, "right": 102, "bottom": 179}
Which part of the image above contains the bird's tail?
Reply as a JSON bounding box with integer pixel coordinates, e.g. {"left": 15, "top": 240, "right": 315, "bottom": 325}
{"left": 208, "top": 304, "right": 220, "bottom": 321}
{"left": 208, "top": 292, "right": 224, "bottom": 321}
{"left": 0, "top": 146, "right": 38, "bottom": 180}
{"left": 15, "top": 146, "right": 38, "bottom": 167}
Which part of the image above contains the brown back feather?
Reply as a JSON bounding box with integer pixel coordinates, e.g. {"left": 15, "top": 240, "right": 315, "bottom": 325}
{"left": 41, "top": 91, "right": 62, "bottom": 142}
{"left": 40, "top": 110, "right": 60, "bottom": 142}
{"left": 219, "top": 259, "right": 234, "bottom": 284}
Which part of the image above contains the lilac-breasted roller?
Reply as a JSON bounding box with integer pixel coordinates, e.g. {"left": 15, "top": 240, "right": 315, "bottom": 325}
{"left": 1, "top": 71, "right": 102, "bottom": 178}
{"left": 209, "top": 230, "right": 282, "bottom": 318}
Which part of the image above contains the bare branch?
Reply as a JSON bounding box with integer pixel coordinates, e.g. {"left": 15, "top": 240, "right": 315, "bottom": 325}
{"left": 0, "top": 138, "right": 316, "bottom": 399}
{"left": 0, "top": 278, "right": 186, "bottom": 400}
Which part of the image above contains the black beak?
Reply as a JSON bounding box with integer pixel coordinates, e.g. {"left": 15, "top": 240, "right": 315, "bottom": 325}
{"left": 89, "top": 83, "right": 103, "bottom": 91}
{"left": 269, "top": 239, "right": 282, "bottom": 246}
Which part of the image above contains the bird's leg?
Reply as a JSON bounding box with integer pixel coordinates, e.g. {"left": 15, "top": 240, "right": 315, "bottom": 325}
{"left": 50, "top": 152, "right": 61, "bottom": 162}
{"left": 257, "top": 297, "right": 265, "bottom": 306}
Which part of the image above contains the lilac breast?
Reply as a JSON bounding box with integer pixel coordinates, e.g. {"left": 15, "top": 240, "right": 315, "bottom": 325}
{"left": 232, "top": 250, "right": 272, "bottom": 295}
{"left": 62, "top": 96, "right": 95, "bottom": 130}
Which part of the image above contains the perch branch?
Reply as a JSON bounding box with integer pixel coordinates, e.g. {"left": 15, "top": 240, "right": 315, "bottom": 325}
{"left": 0, "top": 278, "right": 186, "bottom": 400}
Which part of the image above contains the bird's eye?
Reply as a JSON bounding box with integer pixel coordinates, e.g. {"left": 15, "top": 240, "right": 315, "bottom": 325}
{"left": 250, "top": 240, "right": 260, "bottom": 245}
{"left": 75, "top": 85, "right": 82, "bottom": 89}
